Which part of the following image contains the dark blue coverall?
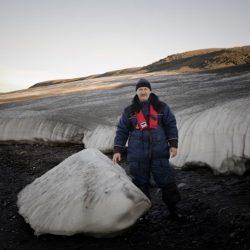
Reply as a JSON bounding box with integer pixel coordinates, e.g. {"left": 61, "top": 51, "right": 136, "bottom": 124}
{"left": 114, "top": 100, "right": 181, "bottom": 210}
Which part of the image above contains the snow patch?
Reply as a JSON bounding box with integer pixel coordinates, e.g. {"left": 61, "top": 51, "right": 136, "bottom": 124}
{"left": 171, "top": 98, "right": 250, "bottom": 175}
{"left": 0, "top": 117, "right": 84, "bottom": 143}
{"left": 83, "top": 125, "right": 116, "bottom": 153}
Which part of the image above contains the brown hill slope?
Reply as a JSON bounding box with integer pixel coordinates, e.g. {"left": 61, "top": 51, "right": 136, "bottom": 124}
{"left": 143, "top": 46, "right": 250, "bottom": 73}
{"left": 30, "top": 45, "right": 250, "bottom": 88}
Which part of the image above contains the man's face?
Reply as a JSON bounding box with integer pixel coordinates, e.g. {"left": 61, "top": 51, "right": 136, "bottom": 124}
{"left": 136, "top": 87, "right": 151, "bottom": 102}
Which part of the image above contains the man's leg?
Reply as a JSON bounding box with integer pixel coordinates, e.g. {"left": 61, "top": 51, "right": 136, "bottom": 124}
{"left": 161, "top": 183, "right": 183, "bottom": 220}
{"left": 128, "top": 161, "right": 151, "bottom": 200}
{"left": 151, "top": 158, "right": 183, "bottom": 220}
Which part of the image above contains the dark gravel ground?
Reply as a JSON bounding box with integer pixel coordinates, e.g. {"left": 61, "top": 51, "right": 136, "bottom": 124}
{"left": 0, "top": 143, "right": 250, "bottom": 250}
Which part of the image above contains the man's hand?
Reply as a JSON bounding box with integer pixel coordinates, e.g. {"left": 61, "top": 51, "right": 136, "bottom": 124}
{"left": 113, "top": 153, "right": 121, "bottom": 164}
{"left": 169, "top": 147, "right": 177, "bottom": 158}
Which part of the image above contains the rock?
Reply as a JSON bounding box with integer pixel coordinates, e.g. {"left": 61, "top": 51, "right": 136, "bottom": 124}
{"left": 178, "top": 183, "right": 187, "bottom": 189}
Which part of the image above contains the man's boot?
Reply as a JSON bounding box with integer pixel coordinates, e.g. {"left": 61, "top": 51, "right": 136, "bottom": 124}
{"left": 167, "top": 204, "right": 185, "bottom": 221}
{"left": 162, "top": 183, "right": 184, "bottom": 221}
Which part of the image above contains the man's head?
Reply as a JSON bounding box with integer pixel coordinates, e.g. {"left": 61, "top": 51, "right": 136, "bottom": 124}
{"left": 136, "top": 79, "right": 152, "bottom": 102}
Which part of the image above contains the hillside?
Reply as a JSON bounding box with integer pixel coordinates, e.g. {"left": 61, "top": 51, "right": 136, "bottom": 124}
{"left": 143, "top": 46, "right": 250, "bottom": 73}
{"left": 27, "top": 45, "right": 250, "bottom": 88}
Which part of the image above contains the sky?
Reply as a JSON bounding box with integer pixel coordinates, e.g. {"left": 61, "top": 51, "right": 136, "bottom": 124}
{"left": 0, "top": 0, "right": 250, "bottom": 93}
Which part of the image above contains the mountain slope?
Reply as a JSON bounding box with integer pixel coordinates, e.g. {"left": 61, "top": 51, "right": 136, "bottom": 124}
{"left": 24, "top": 45, "right": 250, "bottom": 88}
{"left": 143, "top": 46, "right": 250, "bottom": 73}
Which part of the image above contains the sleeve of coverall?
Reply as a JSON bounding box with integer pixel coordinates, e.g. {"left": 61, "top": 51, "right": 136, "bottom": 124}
{"left": 162, "top": 105, "right": 178, "bottom": 148}
{"left": 113, "top": 110, "right": 130, "bottom": 153}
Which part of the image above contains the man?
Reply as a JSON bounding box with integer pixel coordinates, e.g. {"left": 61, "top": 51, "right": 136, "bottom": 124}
{"left": 113, "top": 78, "right": 182, "bottom": 220}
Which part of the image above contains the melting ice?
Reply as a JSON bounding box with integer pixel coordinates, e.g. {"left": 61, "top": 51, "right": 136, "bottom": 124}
{"left": 1, "top": 72, "right": 250, "bottom": 174}
{"left": 17, "top": 148, "right": 151, "bottom": 237}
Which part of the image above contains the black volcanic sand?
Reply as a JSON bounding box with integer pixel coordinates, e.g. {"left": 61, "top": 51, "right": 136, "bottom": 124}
{"left": 0, "top": 144, "right": 250, "bottom": 250}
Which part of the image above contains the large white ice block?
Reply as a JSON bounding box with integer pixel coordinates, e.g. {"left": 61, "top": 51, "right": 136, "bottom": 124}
{"left": 17, "top": 149, "right": 151, "bottom": 237}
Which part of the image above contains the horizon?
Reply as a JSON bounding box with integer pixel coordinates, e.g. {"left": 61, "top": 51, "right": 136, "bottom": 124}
{"left": 1, "top": 0, "right": 250, "bottom": 93}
